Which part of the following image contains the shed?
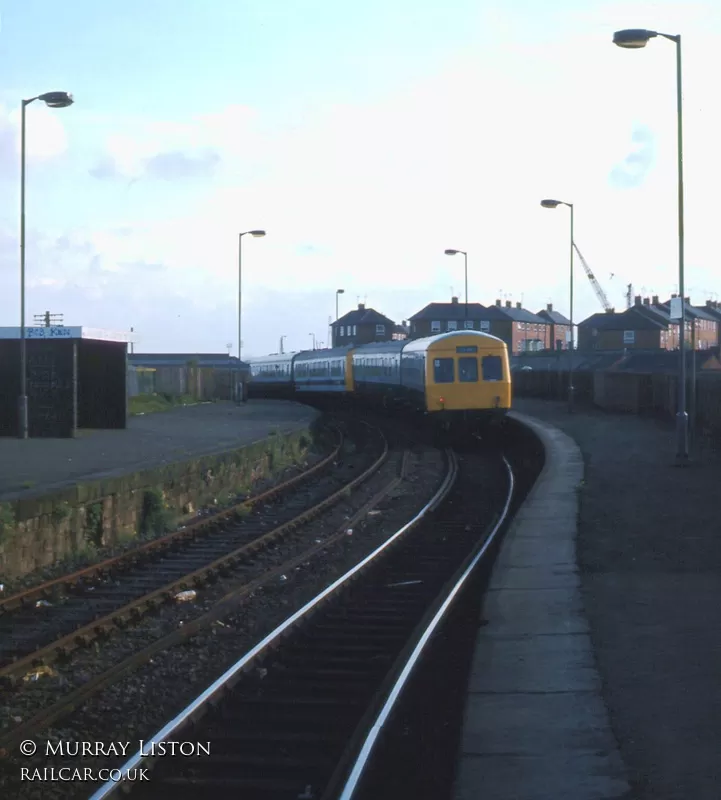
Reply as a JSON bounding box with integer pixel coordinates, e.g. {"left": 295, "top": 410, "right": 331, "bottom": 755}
{"left": 0, "top": 326, "right": 131, "bottom": 438}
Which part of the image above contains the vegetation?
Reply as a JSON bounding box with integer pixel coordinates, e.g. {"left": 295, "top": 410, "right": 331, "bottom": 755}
{"left": 128, "top": 393, "right": 197, "bottom": 415}
{"left": 51, "top": 502, "right": 71, "bottom": 526}
{"left": 0, "top": 502, "right": 16, "bottom": 545}
{"left": 140, "top": 487, "right": 176, "bottom": 537}
{"left": 85, "top": 502, "right": 104, "bottom": 547}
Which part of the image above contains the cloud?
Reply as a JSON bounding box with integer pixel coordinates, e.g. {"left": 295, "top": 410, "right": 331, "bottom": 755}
{"left": 0, "top": 103, "right": 69, "bottom": 179}
{"left": 610, "top": 126, "right": 655, "bottom": 189}
{"left": 144, "top": 149, "right": 221, "bottom": 180}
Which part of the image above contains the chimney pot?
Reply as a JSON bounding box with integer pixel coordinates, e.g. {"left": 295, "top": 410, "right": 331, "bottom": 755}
{"left": 358, "top": 303, "right": 365, "bottom": 310}
{"left": 505, "top": 300, "right": 512, "bottom": 308}
{"left": 634, "top": 295, "right": 642, "bottom": 305}
{"left": 652, "top": 295, "right": 659, "bottom": 305}
{"left": 685, "top": 296, "right": 690, "bottom": 303}
{"left": 516, "top": 302, "right": 522, "bottom": 309}
{"left": 643, "top": 297, "right": 650, "bottom": 306}
{"left": 547, "top": 303, "right": 553, "bottom": 312}
{"left": 451, "top": 296, "right": 458, "bottom": 304}
{"left": 495, "top": 299, "right": 501, "bottom": 307}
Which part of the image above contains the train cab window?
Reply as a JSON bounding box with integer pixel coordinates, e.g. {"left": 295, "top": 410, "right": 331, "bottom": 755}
{"left": 433, "top": 358, "right": 454, "bottom": 383}
{"left": 458, "top": 357, "right": 478, "bottom": 382}
{"left": 481, "top": 355, "right": 503, "bottom": 382}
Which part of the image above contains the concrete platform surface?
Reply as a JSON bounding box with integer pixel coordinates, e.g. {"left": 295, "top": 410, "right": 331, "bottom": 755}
{"left": 454, "top": 410, "right": 631, "bottom": 800}
{"left": 0, "top": 400, "right": 318, "bottom": 501}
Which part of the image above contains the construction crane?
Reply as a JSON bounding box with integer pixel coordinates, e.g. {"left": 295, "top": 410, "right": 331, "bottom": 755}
{"left": 572, "top": 242, "right": 613, "bottom": 313}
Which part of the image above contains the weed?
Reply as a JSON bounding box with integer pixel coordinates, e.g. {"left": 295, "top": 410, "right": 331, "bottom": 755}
{"left": 0, "top": 502, "right": 16, "bottom": 545}
{"left": 51, "top": 502, "right": 71, "bottom": 526}
{"left": 140, "top": 488, "right": 176, "bottom": 537}
{"left": 85, "top": 502, "right": 104, "bottom": 547}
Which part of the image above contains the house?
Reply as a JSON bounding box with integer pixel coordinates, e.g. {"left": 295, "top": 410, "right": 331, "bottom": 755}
{"left": 577, "top": 306, "right": 670, "bottom": 351}
{"left": 485, "top": 300, "right": 551, "bottom": 354}
{"left": 407, "top": 297, "right": 488, "bottom": 338}
{"left": 331, "top": 303, "right": 396, "bottom": 347}
{"left": 655, "top": 295, "right": 718, "bottom": 350}
{"left": 391, "top": 321, "right": 409, "bottom": 341}
{"left": 536, "top": 303, "right": 572, "bottom": 351}
{"left": 699, "top": 300, "right": 721, "bottom": 348}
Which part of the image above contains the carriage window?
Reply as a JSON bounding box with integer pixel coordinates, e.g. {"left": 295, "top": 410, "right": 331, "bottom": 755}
{"left": 433, "top": 358, "right": 454, "bottom": 383}
{"left": 481, "top": 355, "right": 503, "bottom": 382}
{"left": 458, "top": 357, "right": 478, "bottom": 382}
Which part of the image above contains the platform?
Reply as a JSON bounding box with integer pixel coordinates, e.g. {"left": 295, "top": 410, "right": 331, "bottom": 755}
{"left": 455, "top": 397, "right": 721, "bottom": 800}
{"left": 454, "top": 408, "right": 630, "bottom": 800}
{"left": 0, "top": 400, "right": 319, "bottom": 501}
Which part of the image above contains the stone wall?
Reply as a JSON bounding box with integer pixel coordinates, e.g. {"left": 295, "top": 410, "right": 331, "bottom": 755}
{"left": 0, "top": 426, "right": 317, "bottom": 580}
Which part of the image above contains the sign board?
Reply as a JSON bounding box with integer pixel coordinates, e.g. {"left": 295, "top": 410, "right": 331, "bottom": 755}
{"left": 565, "top": 330, "right": 572, "bottom": 343}
{"left": 669, "top": 296, "right": 683, "bottom": 320}
{"left": 27, "top": 326, "right": 73, "bottom": 339}
{"left": 623, "top": 330, "right": 635, "bottom": 344}
{"left": 0, "top": 327, "right": 132, "bottom": 342}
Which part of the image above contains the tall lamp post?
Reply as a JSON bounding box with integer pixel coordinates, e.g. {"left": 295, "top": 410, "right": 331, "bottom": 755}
{"left": 19, "top": 91, "right": 74, "bottom": 439}
{"left": 334, "top": 288, "right": 345, "bottom": 347}
{"left": 613, "top": 28, "right": 688, "bottom": 462}
{"left": 540, "top": 199, "right": 574, "bottom": 412}
{"left": 444, "top": 249, "right": 468, "bottom": 320}
{"left": 237, "top": 229, "right": 265, "bottom": 404}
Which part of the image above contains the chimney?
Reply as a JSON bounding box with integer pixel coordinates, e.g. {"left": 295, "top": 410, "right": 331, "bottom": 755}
{"left": 495, "top": 299, "right": 501, "bottom": 307}
{"left": 505, "top": 300, "right": 512, "bottom": 308}
{"left": 652, "top": 295, "right": 659, "bottom": 305}
{"left": 634, "top": 295, "right": 642, "bottom": 306}
{"left": 547, "top": 303, "right": 553, "bottom": 312}
{"left": 684, "top": 296, "right": 690, "bottom": 303}
{"left": 671, "top": 293, "right": 678, "bottom": 299}
{"left": 643, "top": 297, "right": 650, "bottom": 306}
{"left": 515, "top": 302, "right": 522, "bottom": 309}
{"left": 451, "top": 296, "right": 459, "bottom": 304}
{"left": 358, "top": 303, "right": 365, "bottom": 310}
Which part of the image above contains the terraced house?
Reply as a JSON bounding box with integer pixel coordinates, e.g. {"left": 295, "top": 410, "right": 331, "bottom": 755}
{"left": 331, "top": 303, "right": 396, "bottom": 348}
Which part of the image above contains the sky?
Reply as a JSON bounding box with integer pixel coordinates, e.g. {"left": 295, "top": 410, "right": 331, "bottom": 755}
{"left": 1, "top": 0, "right": 720, "bottom": 358}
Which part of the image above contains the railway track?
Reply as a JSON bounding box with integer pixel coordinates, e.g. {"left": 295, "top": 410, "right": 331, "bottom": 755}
{"left": 0, "top": 420, "right": 384, "bottom": 686}
{"left": 87, "top": 442, "right": 515, "bottom": 800}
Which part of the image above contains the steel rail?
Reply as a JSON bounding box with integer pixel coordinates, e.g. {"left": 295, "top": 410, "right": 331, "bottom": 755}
{"left": 0, "top": 429, "right": 343, "bottom": 615}
{"left": 336, "top": 453, "right": 514, "bottom": 799}
{"left": 0, "top": 445, "right": 414, "bottom": 757}
{"left": 87, "top": 448, "right": 458, "bottom": 800}
{"left": 0, "top": 428, "right": 385, "bottom": 685}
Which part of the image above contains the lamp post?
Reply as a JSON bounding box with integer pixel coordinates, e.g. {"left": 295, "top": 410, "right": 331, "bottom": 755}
{"left": 19, "top": 91, "right": 74, "bottom": 439}
{"left": 309, "top": 333, "right": 316, "bottom": 350}
{"left": 237, "top": 229, "right": 265, "bottom": 404}
{"left": 334, "top": 288, "right": 345, "bottom": 347}
{"left": 444, "top": 249, "right": 468, "bottom": 320}
{"left": 540, "top": 199, "right": 574, "bottom": 412}
{"left": 613, "top": 28, "right": 688, "bottom": 461}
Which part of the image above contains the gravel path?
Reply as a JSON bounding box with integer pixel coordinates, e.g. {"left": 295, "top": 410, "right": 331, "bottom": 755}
{"left": 514, "top": 398, "right": 721, "bottom": 800}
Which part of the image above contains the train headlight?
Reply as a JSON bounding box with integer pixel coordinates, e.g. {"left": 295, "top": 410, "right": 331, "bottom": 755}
{"left": 439, "top": 396, "right": 445, "bottom": 407}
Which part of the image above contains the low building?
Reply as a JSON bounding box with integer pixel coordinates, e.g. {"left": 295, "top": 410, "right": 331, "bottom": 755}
{"left": 331, "top": 303, "right": 396, "bottom": 348}
{"left": 536, "top": 303, "right": 572, "bottom": 351}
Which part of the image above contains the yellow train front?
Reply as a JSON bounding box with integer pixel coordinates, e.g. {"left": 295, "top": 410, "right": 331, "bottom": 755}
{"left": 352, "top": 330, "right": 511, "bottom": 428}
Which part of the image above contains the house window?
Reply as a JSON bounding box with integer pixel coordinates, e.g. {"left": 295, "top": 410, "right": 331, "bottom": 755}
{"left": 623, "top": 330, "right": 635, "bottom": 344}
{"left": 464, "top": 320, "right": 474, "bottom": 329}
{"left": 353, "top": 325, "right": 357, "bottom": 335}
{"left": 340, "top": 326, "right": 345, "bottom": 337}
{"left": 433, "top": 358, "right": 454, "bottom": 383}
{"left": 480, "top": 321, "right": 490, "bottom": 332}
{"left": 447, "top": 320, "right": 457, "bottom": 331}
{"left": 375, "top": 324, "right": 385, "bottom": 335}
{"left": 431, "top": 320, "right": 441, "bottom": 333}
{"left": 517, "top": 322, "right": 524, "bottom": 330}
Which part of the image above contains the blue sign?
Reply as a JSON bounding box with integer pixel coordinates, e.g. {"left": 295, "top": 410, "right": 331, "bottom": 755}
{"left": 27, "top": 327, "right": 73, "bottom": 339}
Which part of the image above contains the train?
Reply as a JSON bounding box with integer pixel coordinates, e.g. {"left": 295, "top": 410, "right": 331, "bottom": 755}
{"left": 246, "top": 330, "right": 511, "bottom": 429}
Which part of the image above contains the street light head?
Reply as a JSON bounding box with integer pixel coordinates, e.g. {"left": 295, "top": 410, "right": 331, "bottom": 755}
{"left": 38, "top": 91, "right": 74, "bottom": 108}
{"left": 613, "top": 29, "right": 658, "bottom": 48}
{"left": 444, "top": 249, "right": 459, "bottom": 256}
{"left": 540, "top": 199, "right": 562, "bottom": 209}
{"left": 337, "top": 288, "right": 345, "bottom": 294}
{"left": 249, "top": 230, "right": 266, "bottom": 237}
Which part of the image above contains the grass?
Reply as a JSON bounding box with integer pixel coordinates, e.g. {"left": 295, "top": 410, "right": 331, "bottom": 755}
{"left": 128, "top": 393, "right": 198, "bottom": 416}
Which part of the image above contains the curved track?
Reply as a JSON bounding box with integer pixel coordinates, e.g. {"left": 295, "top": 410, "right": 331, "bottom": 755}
{"left": 0, "top": 421, "right": 385, "bottom": 686}
{"left": 89, "top": 443, "right": 514, "bottom": 800}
